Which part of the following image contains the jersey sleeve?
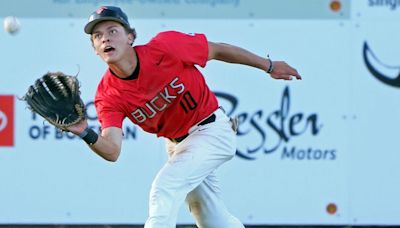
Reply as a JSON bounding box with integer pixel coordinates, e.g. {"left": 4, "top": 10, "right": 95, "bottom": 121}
{"left": 95, "top": 98, "right": 125, "bottom": 130}
{"left": 152, "top": 31, "right": 209, "bottom": 67}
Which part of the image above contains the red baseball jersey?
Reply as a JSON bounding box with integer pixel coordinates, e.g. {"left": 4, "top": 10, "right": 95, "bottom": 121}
{"left": 95, "top": 31, "right": 218, "bottom": 138}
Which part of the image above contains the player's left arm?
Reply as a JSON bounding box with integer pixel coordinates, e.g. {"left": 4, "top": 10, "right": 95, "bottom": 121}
{"left": 207, "top": 41, "right": 301, "bottom": 80}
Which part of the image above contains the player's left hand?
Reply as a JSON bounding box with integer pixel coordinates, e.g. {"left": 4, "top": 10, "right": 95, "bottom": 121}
{"left": 269, "top": 61, "right": 302, "bottom": 80}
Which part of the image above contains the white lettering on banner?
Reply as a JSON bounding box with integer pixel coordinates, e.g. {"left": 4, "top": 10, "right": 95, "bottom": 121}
{"left": 131, "top": 77, "right": 184, "bottom": 123}
{"left": 0, "top": 111, "right": 8, "bottom": 132}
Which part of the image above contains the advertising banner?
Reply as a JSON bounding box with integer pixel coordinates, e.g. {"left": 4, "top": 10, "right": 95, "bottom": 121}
{"left": 0, "top": 0, "right": 399, "bottom": 225}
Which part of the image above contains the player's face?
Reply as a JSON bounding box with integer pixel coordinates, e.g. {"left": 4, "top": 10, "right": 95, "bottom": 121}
{"left": 91, "top": 21, "right": 133, "bottom": 64}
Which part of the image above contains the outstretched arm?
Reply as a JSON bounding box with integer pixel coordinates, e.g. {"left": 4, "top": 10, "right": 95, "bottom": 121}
{"left": 68, "top": 120, "right": 123, "bottom": 162}
{"left": 207, "top": 41, "right": 301, "bottom": 80}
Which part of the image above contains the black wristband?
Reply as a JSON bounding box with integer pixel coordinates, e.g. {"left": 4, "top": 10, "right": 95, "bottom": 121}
{"left": 79, "top": 127, "right": 98, "bottom": 145}
{"left": 266, "top": 54, "right": 274, "bottom": 74}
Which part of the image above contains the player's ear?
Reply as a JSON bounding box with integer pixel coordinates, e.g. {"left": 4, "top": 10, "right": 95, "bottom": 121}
{"left": 127, "top": 33, "right": 134, "bottom": 46}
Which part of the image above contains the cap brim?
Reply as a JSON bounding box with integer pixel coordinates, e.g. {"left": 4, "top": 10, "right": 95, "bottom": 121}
{"left": 84, "top": 17, "right": 126, "bottom": 34}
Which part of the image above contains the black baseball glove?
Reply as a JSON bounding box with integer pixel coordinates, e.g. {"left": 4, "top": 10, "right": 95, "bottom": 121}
{"left": 23, "top": 72, "right": 85, "bottom": 131}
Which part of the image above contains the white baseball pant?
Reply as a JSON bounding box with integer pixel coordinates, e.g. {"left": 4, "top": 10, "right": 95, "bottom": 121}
{"left": 144, "top": 108, "right": 244, "bottom": 228}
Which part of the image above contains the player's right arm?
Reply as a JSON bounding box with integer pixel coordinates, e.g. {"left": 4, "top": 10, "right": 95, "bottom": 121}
{"left": 207, "top": 41, "right": 301, "bottom": 80}
{"left": 68, "top": 120, "right": 122, "bottom": 162}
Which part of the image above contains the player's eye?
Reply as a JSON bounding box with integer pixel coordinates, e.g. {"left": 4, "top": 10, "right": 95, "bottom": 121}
{"left": 110, "top": 29, "right": 118, "bottom": 35}
{"left": 93, "top": 33, "right": 101, "bottom": 40}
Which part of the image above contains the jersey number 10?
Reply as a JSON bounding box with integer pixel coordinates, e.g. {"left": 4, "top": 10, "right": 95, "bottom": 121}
{"left": 179, "top": 91, "right": 198, "bottom": 113}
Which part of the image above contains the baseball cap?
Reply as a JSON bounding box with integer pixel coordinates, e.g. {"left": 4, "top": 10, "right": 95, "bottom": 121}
{"left": 84, "top": 6, "right": 131, "bottom": 34}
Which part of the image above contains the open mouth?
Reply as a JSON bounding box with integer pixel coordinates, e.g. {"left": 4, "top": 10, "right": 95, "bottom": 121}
{"left": 104, "top": 46, "right": 115, "bottom": 53}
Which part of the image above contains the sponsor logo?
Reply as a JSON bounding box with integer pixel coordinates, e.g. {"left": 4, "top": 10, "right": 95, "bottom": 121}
{"left": 216, "top": 86, "right": 337, "bottom": 161}
{"left": 25, "top": 87, "right": 337, "bottom": 161}
{"left": 363, "top": 41, "right": 400, "bottom": 88}
{"left": 0, "top": 95, "right": 14, "bottom": 147}
{"left": 28, "top": 101, "right": 137, "bottom": 141}
{"left": 368, "top": 0, "right": 400, "bottom": 10}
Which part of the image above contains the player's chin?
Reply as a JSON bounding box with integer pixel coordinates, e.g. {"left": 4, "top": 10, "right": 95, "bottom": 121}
{"left": 102, "top": 55, "right": 117, "bottom": 64}
{"left": 100, "top": 52, "right": 115, "bottom": 62}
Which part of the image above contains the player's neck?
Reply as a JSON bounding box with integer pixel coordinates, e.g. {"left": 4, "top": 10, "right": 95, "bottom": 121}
{"left": 108, "top": 47, "right": 137, "bottom": 79}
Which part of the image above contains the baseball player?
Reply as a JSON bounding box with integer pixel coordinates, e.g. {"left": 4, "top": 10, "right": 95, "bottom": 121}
{"left": 67, "top": 6, "right": 301, "bottom": 228}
